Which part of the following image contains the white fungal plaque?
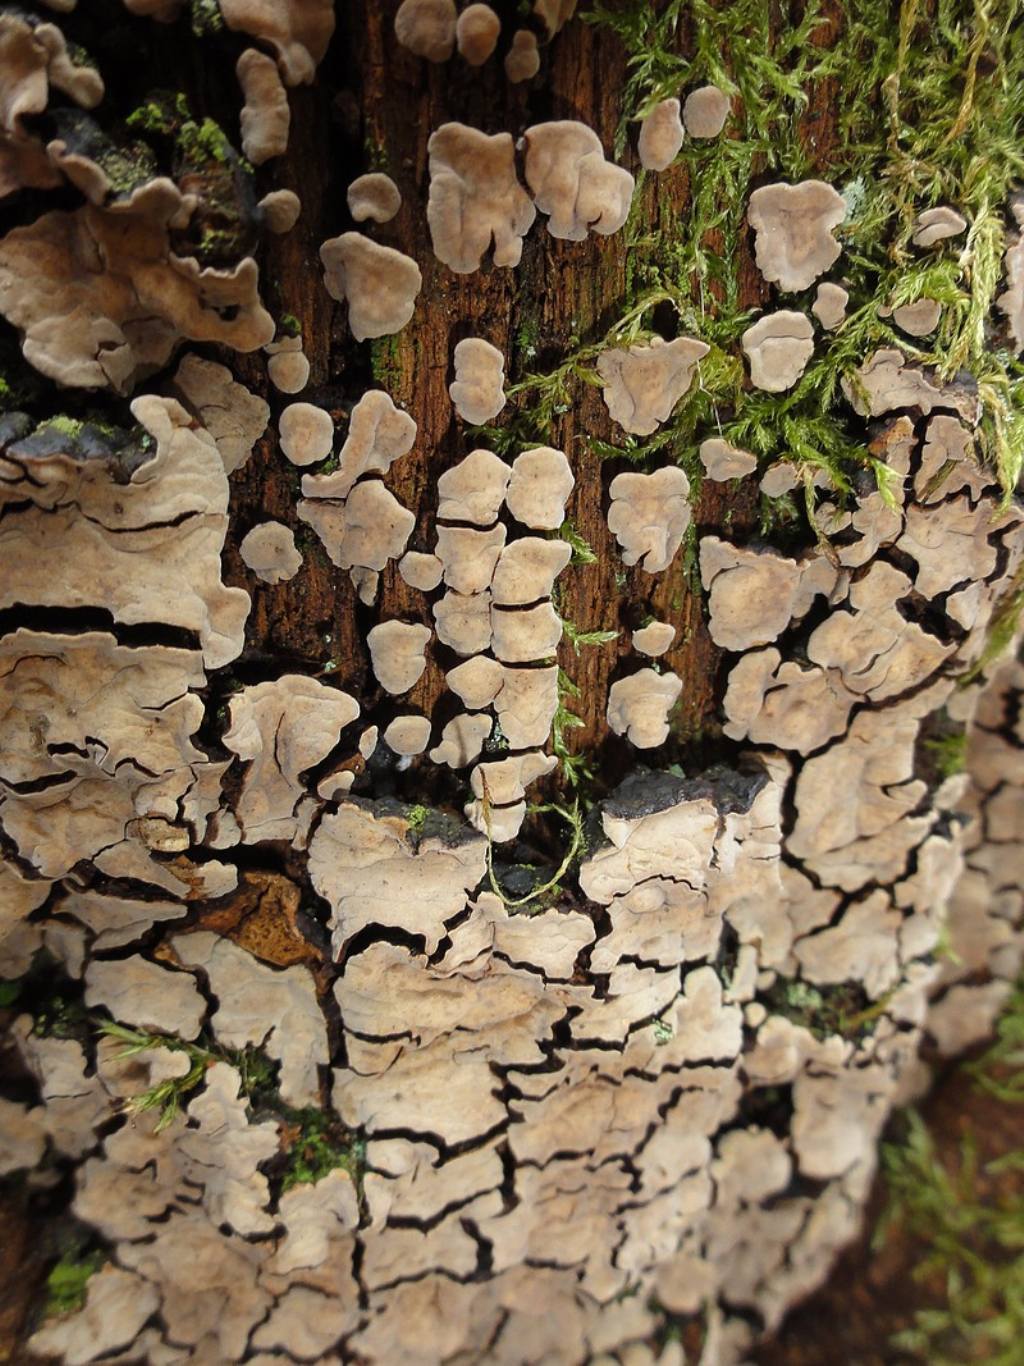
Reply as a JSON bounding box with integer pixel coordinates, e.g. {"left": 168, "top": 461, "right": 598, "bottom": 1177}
{"left": 597, "top": 336, "right": 709, "bottom": 436}
{"left": 302, "top": 389, "right": 415, "bottom": 499}
{"left": 445, "top": 653, "right": 504, "bottom": 708}
{"left": 298, "top": 480, "right": 414, "bottom": 571}
{"left": 841, "top": 347, "right": 979, "bottom": 423}
{"left": 171, "top": 353, "right": 269, "bottom": 475}
{"left": 449, "top": 337, "right": 506, "bottom": 424}
{"left": 912, "top": 204, "right": 967, "bottom": 247}
{"left": 366, "top": 620, "right": 431, "bottom": 694}
{"left": 428, "top": 124, "right": 536, "bottom": 273}
{"left": 278, "top": 401, "right": 334, "bottom": 465}
{"left": 394, "top": 0, "right": 456, "bottom": 61}
{"left": 682, "top": 84, "right": 730, "bottom": 138}
{"left": 633, "top": 620, "right": 675, "bottom": 656}
{"left": 236, "top": 48, "right": 290, "bottom": 164}
{"left": 522, "top": 120, "right": 635, "bottom": 241}
{"left": 638, "top": 98, "right": 683, "bottom": 171}
{"left": 435, "top": 523, "right": 506, "bottom": 594}
{"left": 456, "top": 3, "right": 500, "bottom": 64}
{"left": 699, "top": 437, "right": 757, "bottom": 481}
{"left": 433, "top": 589, "right": 493, "bottom": 654}
{"left": 430, "top": 713, "right": 492, "bottom": 768}
{"left": 491, "top": 537, "right": 571, "bottom": 604}
{"left": 747, "top": 180, "right": 846, "bottom": 292}
{"left": 223, "top": 675, "right": 359, "bottom": 842}
{"left": 504, "top": 27, "right": 539, "bottom": 81}
{"left": 607, "top": 466, "right": 691, "bottom": 573}
{"left": 265, "top": 336, "right": 310, "bottom": 394}
{"left": 506, "top": 445, "right": 574, "bottom": 529}
{"left": 399, "top": 550, "right": 444, "bottom": 591}
{"left": 239, "top": 521, "right": 303, "bottom": 584}
{"left": 383, "top": 714, "right": 432, "bottom": 756}
{"left": 742, "top": 310, "right": 815, "bottom": 392}
{"left": 491, "top": 599, "right": 562, "bottom": 661}
{"left": 347, "top": 172, "right": 401, "bottom": 224}
{"left": 607, "top": 669, "right": 682, "bottom": 747}
{"left": 811, "top": 281, "right": 848, "bottom": 330}
{"left": 436, "top": 448, "right": 511, "bottom": 524}
{"left": 320, "top": 232, "right": 422, "bottom": 341}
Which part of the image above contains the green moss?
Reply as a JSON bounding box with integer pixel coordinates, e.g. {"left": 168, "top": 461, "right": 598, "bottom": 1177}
{"left": 177, "top": 116, "right": 235, "bottom": 167}
{"left": 37, "top": 415, "right": 86, "bottom": 440}
{"left": 369, "top": 334, "right": 403, "bottom": 386}
{"left": 761, "top": 976, "right": 884, "bottom": 1042}
{"left": 43, "top": 1249, "right": 105, "bottom": 1318}
{"left": 279, "top": 313, "right": 302, "bottom": 338}
{"left": 190, "top": 0, "right": 224, "bottom": 36}
{"left": 923, "top": 729, "right": 968, "bottom": 779}
{"left": 405, "top": 804, "right": 428, "bottom": 832}
{"left": 279, "top": 1107, "right": 365, "bottom": 1193}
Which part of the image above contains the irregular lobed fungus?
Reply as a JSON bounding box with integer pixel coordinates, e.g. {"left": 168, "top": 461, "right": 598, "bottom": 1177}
{"left": 912, "top": 204, "right": 967, "bottom": 247}
{"left": 682, "top": 84, "right": 730, "bottom": 138}
{"left": 637, "top": 98, "right": 683, "bottom": 172}
{"left": 741, "top": 310, "right": 815, "bottom": 392}
{"left": 505, "top": 445, "right": 574, "bottom": 529}
{"left": 504, "top": 28, "right": 539, "bottom": 82}
{"left": 812, "top": 281, "right": 848, "bottom": 330}
{"left": 597, "top": 336, "right": 709, "bottom": 436}
{"left": 449, "top": 336, "right": 507, "bottom": 424}
{"left": 279, "top": 400, "right": 334, "bottom": 465}
{"left": 699, "top": 436, "right": 757, "bottom": 481}
{"left": 348, "top": 172, "right": 402, "bottom": 224}
{"left": 171, "top": 353, "right": 269, "bottom": 475}
{"left": 521, "top": 120, "right": 634, "bottom": 241}
{"left": 427, "top": 123, "right": 535, "bottom": 273}
{"left": 455, "top": 4, "right": 500, "bottom": 65}
{"left": 437, "top": 447, "right": 511, "bottom": 524}
{"left": 320, "top": 232, "right": 422, "bottom": 341}
{"left": 366, "top": 620, "right": 431, "bottom": 694}
{"left": 394, "top": 0, "right": 457, "bottom": 62}
{"left": 607, "top": 669, "right": 683, "bottom": 748}
{"left": 607, "top": 466, "right": 691, "bottom": 573}
{"left": 747, "top": 180, "right": 846, "bottom": 292}
{"left": 236, "top": 48, "right": 290, "bottom": 164}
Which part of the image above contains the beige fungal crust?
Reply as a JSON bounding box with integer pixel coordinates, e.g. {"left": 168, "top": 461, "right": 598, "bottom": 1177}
{"left": 430, "top": 713, "right": 492, "bottom": 767}
{"left": 435, "top": 523, "right": 506, "bottom": 594}
{"left": 747, "top": 180, "right": 846, "bottom": 291}
{"left": 699, "top": 437, "right": 757, "bottom": 481}
{"left": 0, "top": 205, "right": 274, "bottom": 392}
{"left": 449, "top": 336, "right": 507, "bottom": 424}
{"left": 638, "top": 98, "right": 683, "bottom": 171}
{"left": 505, "top": 445, "right": 574, "bottom": 529}
{"left": 219, "top": 0, "right": 336, "bottom": 86}
{"left": 236, "top": 48, "right": 290, "bottom": 164}
{"left": 265, "top": 335, "right": 310, "bottom": 393}
{"left": 742, "top": 310, "right": 815, "bottom": 392}
{"left": 239, "top": 521, "right": 303, "bottom": 584}
{"left": 383, "top": 714, "right": 432, "bottom": 756}
{"left": 632, "top": 620, "right": 676, "bottom": 656}
{"left": 302, "top": 389, "right": 415, "bottom": 498}
{"left": 491, "top": 537, "right": 572, "bottom": 604}
{"left": 433, "top": 589, "right": 492, "bottom": 654}
{"left": 279, "top": 401, "right": 334, "bottom": 465}
{"left": 912, "top": 204, "right": 967, "bottom": 247}
{"left": 607, "top": 466, "right": 691, "bottom": 573}
{"left": 367, "top": 620, "right": 431, "bottom": 694}
{"left": 682, "top": 84, "right": 731, "bottom": 138}
{"left": 399, "top": 550, "right": 444, "bottom": 591}
{"left": 491, "top": 599, "right": 563, "bottom": 661}
{"left": 171, "top": 353, "right": 269, "bottom": 475}
{"left": 505, "top": 28, "right": 540, "bottom": 82}
{"left": 437, "top": 448, "right": 511, "bottom": 524}
{"left": 456, "top": 4, "right": 500, "bottom": 64}
{"left": 347, "top": 172, "right": 402, "bottom": 224}
{"left": 428, "top": 123, "right": 535, "bottom": 273}
{"left": 842, "top": 347, "right": 979, "bottom": 422}
{"left": 522, "top": 120, "right": 635, "bottom": 241}
{"left": 607, "top": 669, "right": 683, "bottom": 747}
{"left": 597, "top": 336, "right": 709, "bottom": 435}
{"left": 298, "top": 479, "right": 415, "bottom": 570}
{"left": 812, "top": 281, "right": 849, "bottom": 329}
{"left": 394, "top": 0, "right": 457, "bottom": 61}
{"left": 320, "top": 232, "right": 422, "bottom": 341}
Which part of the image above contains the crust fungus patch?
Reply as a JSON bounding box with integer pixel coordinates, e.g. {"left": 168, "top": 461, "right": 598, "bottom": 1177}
{"left": 437, "top": 447, "right": 511, "bottom": 524}
{"left": 682, "top": 84, "right": 730, "bottom": 138}
{"left": 320, "top": 232, "right": 422, "bottom": 341}
{"left": 279, "top": 401, "right": 334, "bottom": 465}
{"left": 632, "top": 619, "right": 676, "bottom": 656}
{"left": 638, "top": 98, "right": 683, "bottom": 171}
{"left": 456, "top": 4, "right": 501, "bottom": 65}
{"left": 700, "top": 536, "right": 839, "bottom": 652}
{"left": 522, "top": 120, "right": 634, "bottom": 241}
{"left": 505, "top": 445, "right": 574, "bottom": 529}
{"left": 171, "top": 353, "right": 269, "bottom": 475}
{"left": 449, "top": 336, "right": 506, "bottom": 424}
{"left": 394, "top": 0, "right": 457, "bottom": 62}
{"left": 366, "top": 620, "right": 431, "bottom": 694}
{"left": 219, "top": 0, "right": 336, "bottom": 86}
{"left": 597, "top": 336, "right": 709, "bottom": 435}
{"left": 0, "top": 205, "right": 275, "bottom": 392}
{"left": 265, "top": 335, "right": 310, "bottom": 394}
{"left": 348, "top": 172, "right": 401, "bottom": 224}
{"left": 505, "top": 28, "right": 540, "bottom": 82}
{"left": 699, "top": 437, "right": 757, "bottom": 481}
{"left": 428, "top": 123, "right": 535, "bottom": 273}
{"left": 742, "top": 310, "right": 815, "bottom": 391}
{"left": 607, "top": 668, "right": 683, "bottom": 747}
{"left": 747, "top": 180, "right": 846, "bottom": 291}
{"left": 236, "top": 48, "right": 290, "bottom": 164}
{"left": 298, "top": 479, "right": 415, "bottom": 571}
{"left": 812, "top": 281, "right": 849, "bottom": 329}
{"left": 607, "top": 467, "right": 691, "bottom": 573}
{"left": 303, "top": 389, "right": 415, "bottom": 499}
{"left": 222, "top": 675, "right": 359, "bottom": 842}
{"left": 912, "top": 204, "right": 967, "bottom": 247}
